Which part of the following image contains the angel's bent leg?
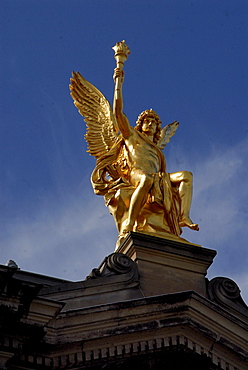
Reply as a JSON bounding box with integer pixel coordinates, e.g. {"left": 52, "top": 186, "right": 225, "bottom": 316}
{"left": 123, "top": 170, "right": 153, "bottom": 232}
{"left": 170, "top": 171, "right": 199, "bottom": 230}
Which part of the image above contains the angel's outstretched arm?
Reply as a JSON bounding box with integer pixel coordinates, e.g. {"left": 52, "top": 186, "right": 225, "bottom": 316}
{"left": 113, "top": 68, "right": 132, "bottom": 139}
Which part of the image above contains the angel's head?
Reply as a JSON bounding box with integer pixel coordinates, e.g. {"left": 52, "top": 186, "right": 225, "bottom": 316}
{"left": 135, "top": 109, "right": 162, "bottom": 143}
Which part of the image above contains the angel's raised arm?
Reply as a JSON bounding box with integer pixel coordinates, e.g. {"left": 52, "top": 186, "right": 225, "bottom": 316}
{"left": 113, "top": 68, "right": 132, "bottom": 139}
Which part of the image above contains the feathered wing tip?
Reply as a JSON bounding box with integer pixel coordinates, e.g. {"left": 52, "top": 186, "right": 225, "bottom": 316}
{"left": 69, "top": 71, "right": 120, "bottom": 159}
{"left": 157, "top": 120, "right": 179, "bottom": 150}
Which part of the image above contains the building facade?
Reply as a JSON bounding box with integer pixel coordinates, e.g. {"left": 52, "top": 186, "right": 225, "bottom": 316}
{"left": 0, "top": 233, "right": 247, "bottom": 369}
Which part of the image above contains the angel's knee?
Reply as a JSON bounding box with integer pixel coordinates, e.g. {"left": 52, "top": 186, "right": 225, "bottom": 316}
{"left": 183, "top": 171, "right": 193, "bottom": 183}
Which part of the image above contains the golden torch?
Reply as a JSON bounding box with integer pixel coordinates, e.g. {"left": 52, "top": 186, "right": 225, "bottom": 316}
{"left": 112, "top": 40, "right": 130, "bottom": 90}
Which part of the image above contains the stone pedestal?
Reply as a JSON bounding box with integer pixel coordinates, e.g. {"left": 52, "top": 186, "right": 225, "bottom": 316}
{"left": 117, "top": 232, "right": 217, "bottom": 298}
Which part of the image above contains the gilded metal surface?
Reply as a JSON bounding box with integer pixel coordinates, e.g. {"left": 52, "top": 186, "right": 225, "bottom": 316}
{"left": 70, "top": 41, "right": 199, "bottom": 247}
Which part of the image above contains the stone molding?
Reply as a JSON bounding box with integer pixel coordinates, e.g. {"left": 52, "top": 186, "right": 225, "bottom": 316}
{"left": 8, "top": 333, "right": 246, "bottom": 370}
{"left": 39, "top": 253, "right": 141, "bottom": 310}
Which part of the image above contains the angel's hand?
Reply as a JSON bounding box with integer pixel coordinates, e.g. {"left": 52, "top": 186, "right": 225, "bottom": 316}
{"left": 113, "top": 68, "right": 124, "bottom": 83}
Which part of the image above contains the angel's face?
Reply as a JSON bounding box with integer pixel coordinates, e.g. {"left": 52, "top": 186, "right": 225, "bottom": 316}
{"left": 142, "top": 116, "right": 158, "bottom": 136}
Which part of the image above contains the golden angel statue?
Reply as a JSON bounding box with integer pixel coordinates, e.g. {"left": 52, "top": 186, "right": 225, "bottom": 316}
{"left": 70, "top": 41, "right": 199, "bottom": 247}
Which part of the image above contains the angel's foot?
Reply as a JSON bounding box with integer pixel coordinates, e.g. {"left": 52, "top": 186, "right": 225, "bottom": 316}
{"left": 115, "top": 234, "right": 126, "bottom": 250}
{"left": 179, "top": 217, "right": 199, "bottom": 231}
{"left": 121, "top": 220, "right": 134, "bottom": 234}
{"left": 122, "top": 226, "right": 133, "bottom": 234}
{"left": 115, "top": 227, "right": 132, "bottom": 251}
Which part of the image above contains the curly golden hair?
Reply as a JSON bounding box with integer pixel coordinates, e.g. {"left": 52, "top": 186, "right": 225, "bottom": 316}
{"left": 134, "top": 109, "right": 162, "bottom": 144}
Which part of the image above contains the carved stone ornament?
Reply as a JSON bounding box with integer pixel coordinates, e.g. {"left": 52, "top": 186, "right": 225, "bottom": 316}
{"left": 87, "top": 252, "right": 138, "bottom": 280}
{"left": 207, "top": 277, "right": 248, "bottom": 316}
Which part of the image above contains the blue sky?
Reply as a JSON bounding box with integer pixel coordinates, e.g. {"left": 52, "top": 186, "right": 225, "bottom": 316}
{"left": 1, "top": 1, "right": 248, "bottom": 302}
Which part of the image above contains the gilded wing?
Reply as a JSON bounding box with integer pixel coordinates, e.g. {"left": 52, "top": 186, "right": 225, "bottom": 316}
{"left": 69, "top": 71, "right": 119, "bottom": 159}
{"left": 157, "top": 121, "right": 179, "bottom": 150}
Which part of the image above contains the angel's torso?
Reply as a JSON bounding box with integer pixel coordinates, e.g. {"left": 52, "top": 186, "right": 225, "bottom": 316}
{"left": 123, "top": 128, "right": 166, "bottom": 175}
